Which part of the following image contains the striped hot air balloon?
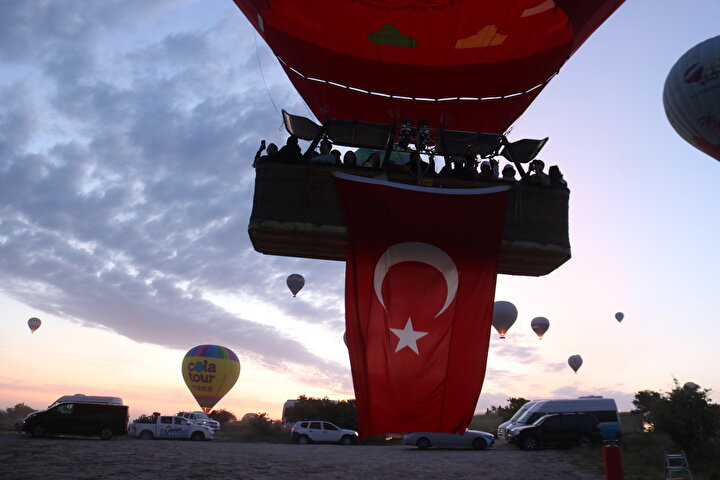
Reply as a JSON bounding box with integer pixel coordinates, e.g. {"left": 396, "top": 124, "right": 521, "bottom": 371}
{"left": 182, "top": 345, "right": 240, "bottom": 413}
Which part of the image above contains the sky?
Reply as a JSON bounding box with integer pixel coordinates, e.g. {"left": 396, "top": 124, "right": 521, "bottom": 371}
{"left": 1, "top": 0, "right": 718, "bottom": 423}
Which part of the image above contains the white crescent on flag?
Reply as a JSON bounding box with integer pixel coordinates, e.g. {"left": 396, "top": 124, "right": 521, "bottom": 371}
{"left": 373, "top": 242, "right": 458, "bottom": 318}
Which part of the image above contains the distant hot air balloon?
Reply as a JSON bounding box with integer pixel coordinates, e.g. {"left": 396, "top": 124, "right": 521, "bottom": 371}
{"left": 343, "top": 331, "right": 347, "bottom": 347}
{"left": 568, "top": 355, "right": 583, "bottom": 374}
{"left": 492, "top": 301, "right": 517, "bottom": 339}
{"left": 286, "top": 274, "right": 305, "bottom": 297}
{"left": 615, "top": 312, "right": 624, "bottom": 323}
{"left": 182, "top": 345, "right": 240, "bottom": 413}
{"left": 530, "top": 317, "right": 550, "bottom": 340}
{"left": 664, "top": 35, "right": 720, "bottom": 162}
{"left": 27, "top": 317, "right": 41, "bottom": 334}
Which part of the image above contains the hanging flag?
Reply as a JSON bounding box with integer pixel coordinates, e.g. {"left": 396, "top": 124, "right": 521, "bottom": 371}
{"left": 335, "top": 172, "right": 509, "bottom": 438}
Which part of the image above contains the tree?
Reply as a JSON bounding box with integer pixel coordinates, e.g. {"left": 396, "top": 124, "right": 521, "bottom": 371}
{"left": 632, "top": 389, "right": 663, "bottom": 414}
{"left": 486, "top": 397, "right": 530, "bottom": 421}
{"left": 284, "top": 396, "right": 357, "bottom": 429}
{"left": 0, "top": 403, "right": 37, "bottom": 422}
{"left": 209, "top": 409, "right": 237, "bottom": 426}
{"left": 633, "top": 380, "right": 720, "bottom": 454}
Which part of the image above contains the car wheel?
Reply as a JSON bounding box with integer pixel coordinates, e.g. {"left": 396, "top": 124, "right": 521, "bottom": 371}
{"left": 340, "top": 435, "right": 355, "bottom": 445}
{"left": 99, "top": 427, "right": 113, "bottom": 440}
{"left": 521, "top": 436, "right": 539, "bottom": 450}
{"left": 417, "top": 438, "right": 431, "bottom": 450}
{"left": 31, "top": 425, "right": 46, "bottom": 438}
{"left": 297, "top": 435, "right": 310, "bottom": 445}
{"left": 578, "top": 434, "right": 591, "bottom": 448}
{"left": 139, "top": 430, "right": 154, "bottom": 440}
{"left": 191, "top": 432, "right": 205, "bottom": 441}
{"left": 472, "top": 438, "right": 488, "bottom": 450}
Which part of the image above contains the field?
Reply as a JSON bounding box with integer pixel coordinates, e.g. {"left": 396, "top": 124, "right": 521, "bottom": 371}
{"left": 0, "top": 431, "right": 606, "bottom": 480}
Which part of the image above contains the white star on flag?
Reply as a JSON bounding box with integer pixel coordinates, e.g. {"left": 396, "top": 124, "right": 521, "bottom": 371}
{"left": 390, "top": 318, "right": 429, "bottom": 355}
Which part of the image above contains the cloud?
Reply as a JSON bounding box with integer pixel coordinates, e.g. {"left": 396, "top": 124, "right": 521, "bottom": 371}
{"left": 0, "top": 0, "right": 349, "bottom": 391}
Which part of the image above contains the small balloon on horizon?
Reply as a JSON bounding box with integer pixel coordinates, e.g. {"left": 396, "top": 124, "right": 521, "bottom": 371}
{"left": 568, "top": 354, "right": 583, "bottom": 374}
{"left": 530, "top": 317, "right": 550, "bottom": 340}
{"left": 286, "top": 274, "right": 305, "bottom": 297}
{"left": 28, "top": 317, "right": 41, "bottom": 334}
{"left": 615, "top": 312, "right": 624, "bottom": 323}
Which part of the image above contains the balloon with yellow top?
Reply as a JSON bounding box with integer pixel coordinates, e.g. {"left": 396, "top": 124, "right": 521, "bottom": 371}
{"left": 182, "top": 345, "right": 240, "bottom": 413}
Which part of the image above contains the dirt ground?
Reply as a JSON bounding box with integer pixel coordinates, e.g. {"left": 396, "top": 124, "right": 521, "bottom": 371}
{"left": 0, "top": 432, "right": 606, "bottom": 480}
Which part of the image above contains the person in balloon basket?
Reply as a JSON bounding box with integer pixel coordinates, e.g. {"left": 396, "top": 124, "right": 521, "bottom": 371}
{"left": 311, "top": 139, "right": 338, "bottom": 164}
{"left": 276, "top": 135, "right": 303, "bottom": 162}
{"left": 525, "top": 159, "right": 550, "bottom": 186}
{"left": 477, "top": 160, "right": 494, "bottom": 180}
{"left": 253, "top": 140, "right": 278, "bottom": 166}
{"left": 501, "top": 164, "right": 517, "bottom": 182}
{"left": 343, "top": 150, "right": 357, "bottom": 167}
{"left": 548, "top": 165, "right": 567, "bottom": 187}
{"left": 361, "top": 151, "right": 381, "bottom": 169}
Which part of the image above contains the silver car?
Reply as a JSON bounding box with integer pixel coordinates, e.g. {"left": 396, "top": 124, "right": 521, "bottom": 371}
{"left": 404, "top": 430, "right": 495, "bottom": 450}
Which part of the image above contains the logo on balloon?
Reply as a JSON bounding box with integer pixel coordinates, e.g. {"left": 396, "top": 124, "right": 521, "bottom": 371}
{"left": 182, "top": 345, "right": 240, "bottom": 413}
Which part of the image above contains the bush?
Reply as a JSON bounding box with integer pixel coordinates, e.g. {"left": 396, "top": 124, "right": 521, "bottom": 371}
{"left": 283, "top": 396, "right": 357, "bottom": 429}
{"left": 209, "top": 409, "right": 237, "bottom": 425}
{"left": 633, "top": 380, "right": 720, "bottom": 455}
{"left": 219, "top": 412, "right": 288, "bottom": 442}
{"left": 0, "top": 403, "right": 37, "bottom": 430}
{"left": 485, "top": 397, "right": 531, "bottom": 422}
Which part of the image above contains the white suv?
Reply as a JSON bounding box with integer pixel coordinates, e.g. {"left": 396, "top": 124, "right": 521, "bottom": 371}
{"left": 176, "top": 411, "right": 221, "bottom": 430}
{"left": 290, "top": 421, "right": 358, "bottom": 445}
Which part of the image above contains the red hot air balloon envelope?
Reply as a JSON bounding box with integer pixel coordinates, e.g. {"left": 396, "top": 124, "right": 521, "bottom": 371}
{"left": 232, "top": 0, "right": 626, "bottom": 134}
{"left": 664, "top": 36, "right": 720, "bottom": 162}
{"left": 28, "top": 317, "right": 41, "bottom": 334}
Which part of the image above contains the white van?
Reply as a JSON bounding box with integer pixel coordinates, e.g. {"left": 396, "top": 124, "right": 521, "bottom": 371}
{"left": 49, "top": 394, "right": 123, "bottom": 408}
{"left": 500, "top": 397, "right": 621, "bottom": 441}
{"left": 497, "top": 401, "right": 538, "bottom": 439}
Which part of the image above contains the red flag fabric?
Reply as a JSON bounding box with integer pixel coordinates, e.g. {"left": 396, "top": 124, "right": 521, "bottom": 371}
{"left": 335, "top": 172, "right": 509, "bottom": 438}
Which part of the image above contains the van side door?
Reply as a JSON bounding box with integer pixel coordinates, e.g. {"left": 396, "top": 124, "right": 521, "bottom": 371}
{"left": 52, "top": 404, "right": 79, "bottom": 435}
{"left": 307, "top": 422, "right": 323, "bottom": 442}
{"left": 538, "top": 415, "right": 564, "bottom": 445}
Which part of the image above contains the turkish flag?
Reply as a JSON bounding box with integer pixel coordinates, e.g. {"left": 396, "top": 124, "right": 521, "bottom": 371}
{"left": 335, "top": 172, "right": 509, "bottom": 438}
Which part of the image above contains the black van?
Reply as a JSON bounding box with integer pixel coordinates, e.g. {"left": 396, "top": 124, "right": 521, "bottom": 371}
{"left": 508, "top": 412, "right": 601, "bottom": 450}
{"left": 23, "top": 402, "right": 129, "bottom": 440}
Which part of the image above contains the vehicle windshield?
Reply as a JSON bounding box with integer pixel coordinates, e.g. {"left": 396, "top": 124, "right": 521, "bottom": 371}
{"left": 515, "top": 410, "right": 535, "bottom": 424}
{"left": 508, "top": 403, "right": 533, "bottom": 422}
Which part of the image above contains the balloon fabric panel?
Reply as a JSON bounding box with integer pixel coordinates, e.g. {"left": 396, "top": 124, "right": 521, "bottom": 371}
{"left": 232, "top": 0, "right": 625, "bottom": 133}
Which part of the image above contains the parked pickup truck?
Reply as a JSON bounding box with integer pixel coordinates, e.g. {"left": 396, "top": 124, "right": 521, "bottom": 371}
{"left": 128, "top": 415, "right": 214, "bottom": 441}
{"left": 176, "top": 411, "right": 220, "bottom": 430}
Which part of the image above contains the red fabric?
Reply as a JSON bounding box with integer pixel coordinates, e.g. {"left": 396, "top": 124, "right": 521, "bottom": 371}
{"left": 233, "top": 0, "right": 625, "bottom": 133}
{"left": 335, "top": 173, "right": 508, "bottom": 438}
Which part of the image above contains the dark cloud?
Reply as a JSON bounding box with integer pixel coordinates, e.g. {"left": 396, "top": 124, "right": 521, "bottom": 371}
{"left": 0, "top": 0, "right": 349, "bottom": 391}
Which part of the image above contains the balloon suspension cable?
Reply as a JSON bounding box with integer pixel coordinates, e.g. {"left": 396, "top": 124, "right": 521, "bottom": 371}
{"left": 254, "top": 32, "right": 280, "bottom": 118}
